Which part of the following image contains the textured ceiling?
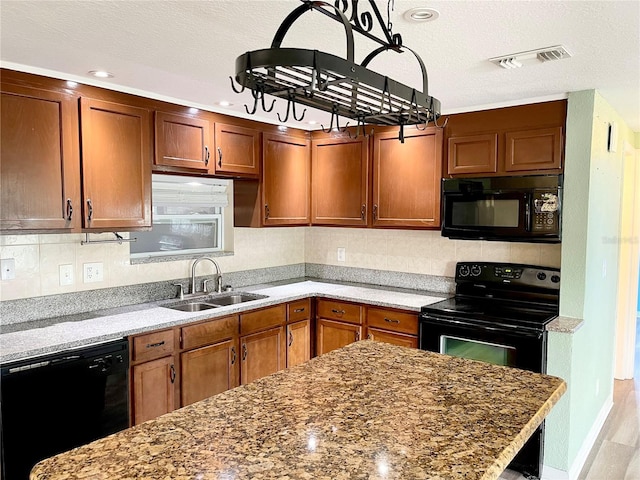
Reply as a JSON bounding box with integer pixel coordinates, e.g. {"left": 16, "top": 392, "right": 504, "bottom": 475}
{"left": 1, "top": 0, "right": 639, "bottom": 131}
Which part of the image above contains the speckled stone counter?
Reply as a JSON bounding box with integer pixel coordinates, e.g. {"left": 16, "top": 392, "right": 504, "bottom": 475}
{"left": 31, "top": 341, "right": 566, "bottom": 480}
{"left": 0, "top": 281, "right": 445, "bottom": 363}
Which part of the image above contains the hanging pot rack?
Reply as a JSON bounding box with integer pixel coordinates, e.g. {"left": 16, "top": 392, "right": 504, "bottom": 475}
{"left": 231, "top": 0, "right": 443, "bottom": 141}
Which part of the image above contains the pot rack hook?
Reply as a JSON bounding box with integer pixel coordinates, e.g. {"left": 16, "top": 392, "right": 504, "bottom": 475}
{"left": 321, "top": 103, "right": 349, "bottom": 133}
{"left": 433, "top": 114, "right": 449, "bottom": 128}
{"left": 278, "top": 89, "right": 306, "bottom": 123}
{"left": 229, "top": 75, "right": 246, "bottom": 94}
{"left": 244, "top": 82, "right": 276, "bottom": 115}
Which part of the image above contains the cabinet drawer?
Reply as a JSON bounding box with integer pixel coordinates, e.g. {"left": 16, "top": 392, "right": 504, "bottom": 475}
{"left": 316, "top": 299, "right": 362, "bottom": 324}
{"left": 287, "top": 298, "right": 311, "bottom": 322}
{"left": 366, "top": 307, "right": 418, "bottom": 335}
{"left": 181, "top": 315, "right": 238, "bottom": 350}
{"left": 240, "top": 304, "right": 286, "bottom": 336}
{"left": 132, "top": 329, "right": 175, "bottom": 363}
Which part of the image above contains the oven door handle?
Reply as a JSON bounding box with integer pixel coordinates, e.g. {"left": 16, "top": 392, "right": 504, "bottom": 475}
{"left": 420, "top": 315, "right": 543, "bottom": 339}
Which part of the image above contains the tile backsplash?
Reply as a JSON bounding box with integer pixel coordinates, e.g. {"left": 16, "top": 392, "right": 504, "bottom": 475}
{"left": 0, "top": 226, "right": 561, "bottom": 301}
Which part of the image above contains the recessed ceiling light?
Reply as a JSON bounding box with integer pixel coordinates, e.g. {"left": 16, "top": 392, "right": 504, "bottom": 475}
{"left": 66, "top": 80, "right": 78, "bottom": 88}
{"left": 88, "top": 70, "right": 114, "bottom": 79}
{"left": 278, "top": 125, "right": 288, "bottom": 131}
{"left": 218, "top": 101, "right": 232, "bottom": 107}
{"left": 188, "top": 107, "right": 199, "bottom": 114}
{"left": 308, "top": 120, "right": 317, "bottom": 125}
{"left": 403, "top": 7, "right": 439, "bottom": 23}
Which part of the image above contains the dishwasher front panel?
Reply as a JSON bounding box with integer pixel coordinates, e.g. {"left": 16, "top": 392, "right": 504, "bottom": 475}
{"left": 1, "top": 339, "right": 129, "bottom": 480}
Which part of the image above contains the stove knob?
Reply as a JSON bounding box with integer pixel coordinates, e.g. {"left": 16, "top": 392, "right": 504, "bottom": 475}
{"left": 459, "top": 265, "right": 470, "bottom": 277}
{"left": 551, "top": 275, "right": 560, "bottom": 283}
{"left": 537, "top": 272, "right": 547, "bottom": 281}
{"left": 470, "top": 265, "right": 482, "bottom": 277}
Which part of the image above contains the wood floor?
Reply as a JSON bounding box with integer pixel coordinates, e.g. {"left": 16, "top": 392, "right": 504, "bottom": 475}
{"left": 500, "top": 317, "right": 640, "bottom": 480}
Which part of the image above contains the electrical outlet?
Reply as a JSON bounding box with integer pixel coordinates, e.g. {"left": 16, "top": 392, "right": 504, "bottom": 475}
{"left": 83, "top": 262, "right": 104, "bottom": 283}
{"left": 59, "top": 264, "right": 74, "bottom": 286}
{"left": 337, "top": 247, "right": 346, "bottom": 262}
{"left": 1, "top": 258, "right": 16, "bottom": 280}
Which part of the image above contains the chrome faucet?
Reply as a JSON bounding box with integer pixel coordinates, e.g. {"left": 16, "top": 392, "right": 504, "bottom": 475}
{"left": 191, "top": 256, "right": 222, "bottom": 294}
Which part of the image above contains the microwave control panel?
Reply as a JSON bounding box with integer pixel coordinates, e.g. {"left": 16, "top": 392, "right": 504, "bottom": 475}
{"left": 532, "top": 190, "right": 560, "bottom": 232}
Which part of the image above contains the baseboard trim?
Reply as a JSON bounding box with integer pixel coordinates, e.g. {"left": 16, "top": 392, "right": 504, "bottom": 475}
{"left": 541, "top": 395, "right": 613, "bottom": 479}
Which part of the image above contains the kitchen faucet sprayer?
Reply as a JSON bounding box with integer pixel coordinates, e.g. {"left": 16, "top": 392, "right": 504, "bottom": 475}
{"left": 191, "top": 256, "right": 223, "bottom": 294}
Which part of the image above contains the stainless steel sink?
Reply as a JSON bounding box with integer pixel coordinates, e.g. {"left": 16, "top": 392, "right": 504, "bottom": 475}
{"left": 167, "top": 302, "right": 220, "bottom": 312}
{"left": 164, "top": 292, "right": 267, "bottom": 311}
{"left": 208, "top": 293, "right": 267, "bottom": 306}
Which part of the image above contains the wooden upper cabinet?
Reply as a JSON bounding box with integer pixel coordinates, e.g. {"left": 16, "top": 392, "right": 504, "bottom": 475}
{"left": 80, "top": 98, "right": 152, "bottom": 230}
{"left": 444, "top": 100, "right": 566, "bottom": 177}
{"left": 373, "top": 127, "right": 443, "bottom": 228}
{"left": 311, "top": 135, "right": 369, "bottom": 226}
{"left": 447, "top": 133, "right": 498, "bottom": 175}
{"left": 504, "top": 127, "right": 563, "bottom": 172}
{"left": 262, "top": 133, "right": 310, "bottom": 225}
{"left": 214, "top": 123, "right": 260, "bottom": 177}
{"left": 0, "top": 83, "right": 80, "bottom": 231}
{"left": 154, "top": 111, "right": 213, "bottom": 172}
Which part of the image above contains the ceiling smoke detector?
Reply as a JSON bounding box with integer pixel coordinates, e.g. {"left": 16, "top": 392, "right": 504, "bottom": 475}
{"left": 490, "top": 45, "right": 571, "bottom": 69}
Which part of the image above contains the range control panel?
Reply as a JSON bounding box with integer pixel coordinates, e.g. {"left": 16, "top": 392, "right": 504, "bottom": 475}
{"left": 456, "top": 262, "right": 560, "bottom": 289}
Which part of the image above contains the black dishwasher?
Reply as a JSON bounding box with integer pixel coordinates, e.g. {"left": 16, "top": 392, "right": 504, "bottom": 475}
{"left": 0, "top": 338, "right": 129, "bottom": 480}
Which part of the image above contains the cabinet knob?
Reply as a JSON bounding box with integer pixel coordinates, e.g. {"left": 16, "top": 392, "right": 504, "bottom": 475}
{"left": 217, "top": 147, "right": 223, "bottom": 167}
{"left": 86, "top": 198, "right": 93, "bottom": 222}
{"left": 66, "top": 198, "right": 73, "bottom": 221}
{"left": 204, "top": 146, "right": 210, "bottom": 166}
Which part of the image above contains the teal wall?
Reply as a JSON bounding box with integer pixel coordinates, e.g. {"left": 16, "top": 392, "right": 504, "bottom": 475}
{"left": 545, "top": 90, "right": 634, "bottom": 472}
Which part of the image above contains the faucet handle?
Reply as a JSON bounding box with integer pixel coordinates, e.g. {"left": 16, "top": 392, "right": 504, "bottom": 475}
{"left": 173, "top": 283, "right": 184, "bottom": 300}
{"left": 203, "top": 279, "right": 211, "bottom": 294}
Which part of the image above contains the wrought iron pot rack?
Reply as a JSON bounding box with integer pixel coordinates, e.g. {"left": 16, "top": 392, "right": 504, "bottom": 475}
{"left": 231, "top": 0, "right": 443, "bottom": 141}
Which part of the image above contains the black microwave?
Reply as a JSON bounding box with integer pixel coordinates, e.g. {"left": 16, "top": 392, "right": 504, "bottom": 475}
{"left": 441, "top": 175, "right": 562, "bottom": 243}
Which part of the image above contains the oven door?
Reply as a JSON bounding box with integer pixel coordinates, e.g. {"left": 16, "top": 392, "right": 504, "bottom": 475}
{"left": 418, "top": 314, "right": 547, "bottom": 373}
{"left": 441, "top": 191, "right": 530, "bottom": 240}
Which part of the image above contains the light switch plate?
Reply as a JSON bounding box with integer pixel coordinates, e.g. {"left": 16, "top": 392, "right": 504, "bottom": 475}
{"left": 59, "top": 264, "right": 74, "bottom": 286}
{"left": 83, "top": 262, "right": 104, "bottom": 283}
{"left": 1, "top": 258, "right": 16, "bottom": 280}
{"left": 337, "top": 247, "right": 346, "bottom": 262}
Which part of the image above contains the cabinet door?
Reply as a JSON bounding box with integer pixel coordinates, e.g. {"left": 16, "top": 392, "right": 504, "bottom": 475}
{"left": 447, "top": 133, "right": 498, "bottom": 175}
{"left": 181, "top": 339, "right": 239, "bottom": 407}
{"left": 132, "top": 356, "right": 175, "bottom": 425}
{"left": 311, "top": 135, "right": 369, "bottom": 226}
{"left": 505, "top": 127, "right": 563, "bottom": 172}
{"left": 287, "top": 319, "right": 311, "bottom": 368}
{"left": 0, "top": 84, "right": 80, "bottom": 231}
{"left": 367, "top": 328, "right": 418, "bottom": 349}
{"left": 372, "top": 127, "right": 443, "bottom": 228}
{"left": 214, "top": 123, "right": 260, "bottom": 177}
{"left": 316, "top": 319, "right": 362, "bottom": 356}
{"left": 240, "top": 326, "right": 286, "bottom": 385}
{"left": 80, "top": 98, "right": 151, "bottom": 229}
{"left": 154, "top": 111, "right": 212, "bottom": 172}
{"left": 263, "top": 133, "right": 310, "bottom": 225}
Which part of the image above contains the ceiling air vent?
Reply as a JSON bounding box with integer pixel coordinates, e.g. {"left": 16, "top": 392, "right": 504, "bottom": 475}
{"left": 490, "top": 45, "right": 572, "bottom": 69}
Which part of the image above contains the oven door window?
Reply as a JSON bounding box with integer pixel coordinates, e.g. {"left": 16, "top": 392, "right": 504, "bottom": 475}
{"left": 441, "top": 335, "right": 517, "bottom": 367}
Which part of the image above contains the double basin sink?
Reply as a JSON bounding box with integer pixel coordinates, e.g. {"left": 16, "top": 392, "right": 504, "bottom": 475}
{"left": 165, "top": 293, "right": 268, "bottom": 312}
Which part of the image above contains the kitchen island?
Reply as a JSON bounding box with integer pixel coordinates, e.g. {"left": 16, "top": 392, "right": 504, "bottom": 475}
{"left": 31, "top": 341, "right": 566, "bottom": 480}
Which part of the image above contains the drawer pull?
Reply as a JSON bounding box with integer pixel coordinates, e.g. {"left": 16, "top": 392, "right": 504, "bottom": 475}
{"left": 384, "top": 318, "right": 400, "bottom": 324}
{"left": 367, "top": 333, "right": 372, "bottom": 340}
{"left": 242, "top": 343, "right": 247, "bottom": 361}
{"left": 146, "top": 341, "right": 165, "bottom": 349}
{"left": 66, "top": 198, "right": 73, "bottom": 221}
{"left": 204, "top": 146, "right": 210, "bottom": 166}
{"left": 217, "top": 147, "right": 223, "bottom": 167}
{"left": 288, "top": 331, "right": 294, "bottom": 347}
{"left": 231, "top": 346, "right": 236, "bottom": 365}
{"left": 169, "top": 364, "right": 176, "bottom": 384}
{"left": 293, "top": 307, "right": 305, "bottom": 313}
{"left": 331, "top": 309, "right": 345, "bottom": 315}
{"left": 355, "top": 330, "right": 360, "bottom": 341}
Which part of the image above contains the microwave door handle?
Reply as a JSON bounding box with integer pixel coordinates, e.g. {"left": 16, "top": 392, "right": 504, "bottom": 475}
{"left": 524, "top": 194, "right": 531, "bottom": 232}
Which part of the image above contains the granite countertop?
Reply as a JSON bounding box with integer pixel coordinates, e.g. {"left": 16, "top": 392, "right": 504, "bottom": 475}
{"left": 30, "top": 341, "right": 567, "bottom": 480}
{"left": 0, "top": 281, "right": 446, "bottom": 363}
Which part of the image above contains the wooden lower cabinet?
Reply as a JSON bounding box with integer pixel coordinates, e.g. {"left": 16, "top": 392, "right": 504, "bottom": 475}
{"left": 240, "top": 326, "right": 286, "bottom": 385}
{"left": 180, "top": 339, "right": 239, "bottom": 407}
{"left": 367, "top": 328, "right": 418, "bottom": 348}
{"left": 287, "top": 319, "right": 311, "bottom": 368}
{"left": 316, "top": 318, "right": 362, "bottom": 356}
{"left": 132, "top": 356, "right": 176, "bottom": 425}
